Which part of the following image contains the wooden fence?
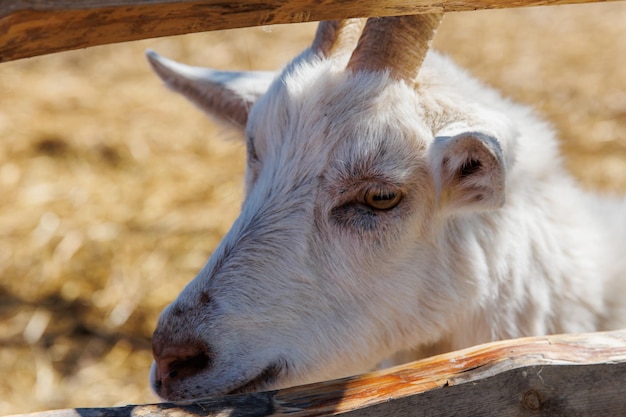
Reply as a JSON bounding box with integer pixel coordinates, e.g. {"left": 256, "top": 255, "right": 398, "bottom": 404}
{"left": 7, "top": 330, "right": 626, "bottom": 417}
{"left": 0, "top": 0, "right": 620, "bottom": 62}
{"left": 2, "top": 0, "right": 625, "bottom": 416}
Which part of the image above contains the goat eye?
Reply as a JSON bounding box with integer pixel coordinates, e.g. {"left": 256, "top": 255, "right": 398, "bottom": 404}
{"left": 363, "top": 188, "right": 402, "bottom": 210}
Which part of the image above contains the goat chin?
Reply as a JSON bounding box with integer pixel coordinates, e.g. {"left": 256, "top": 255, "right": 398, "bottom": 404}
{"left": 145, "top": 17, "right": 626, "bottom": 401}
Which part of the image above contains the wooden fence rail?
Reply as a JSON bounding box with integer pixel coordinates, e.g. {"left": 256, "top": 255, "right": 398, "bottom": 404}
{"left": 0, "top": 0, "right": 621, "bottom": 62}
{"left": 6, "top": 330, "right": 626, "bottom": 417}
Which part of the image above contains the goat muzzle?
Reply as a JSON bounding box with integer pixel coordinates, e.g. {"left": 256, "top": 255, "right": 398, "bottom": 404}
{"left": 152, "top": 336, "right": 212, "bottom": 389}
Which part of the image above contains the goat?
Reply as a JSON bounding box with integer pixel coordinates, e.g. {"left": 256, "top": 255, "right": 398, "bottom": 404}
{"left": 145, "top": 14, "right": 626, "bottom": 401}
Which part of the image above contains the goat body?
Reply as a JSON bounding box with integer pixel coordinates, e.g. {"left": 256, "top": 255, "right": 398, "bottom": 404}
{"left": 146, "top": 16, "right": 626, "bottom": 401}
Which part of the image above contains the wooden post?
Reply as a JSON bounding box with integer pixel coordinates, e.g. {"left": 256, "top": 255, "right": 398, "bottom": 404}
{"left": 0, "top": 0, "right": 620, "bottom": 62}
{"left": 6, "top": 330, "right": 626, "bottom": 417}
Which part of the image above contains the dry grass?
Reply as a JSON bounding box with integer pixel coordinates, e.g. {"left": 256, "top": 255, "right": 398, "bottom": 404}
{"left": 0, "top": 3, "right": 625, "bottom": 415}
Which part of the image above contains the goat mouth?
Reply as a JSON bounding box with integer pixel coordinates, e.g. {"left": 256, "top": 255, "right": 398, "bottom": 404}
{"left": 226, "top": 362, "right": 283, "bottom": 395}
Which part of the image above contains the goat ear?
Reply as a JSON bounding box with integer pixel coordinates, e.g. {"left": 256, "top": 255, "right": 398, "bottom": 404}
{"left": 429, "top": 131, "right": 506, "bottom": 214}
{"left": 146, "top": 50, "right": 275, "bottom": 130}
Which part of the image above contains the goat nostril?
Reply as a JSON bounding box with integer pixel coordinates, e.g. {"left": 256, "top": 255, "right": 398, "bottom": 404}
{"left": 179, "top": 352, "right": 209, "bottom": 369}
{"left": 154, "top": 346, "right": 211, "bottom": 383}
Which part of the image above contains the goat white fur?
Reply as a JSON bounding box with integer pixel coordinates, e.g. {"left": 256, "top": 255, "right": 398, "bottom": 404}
{"left": 146, "top": 16, "right": 626, "bottom": 401}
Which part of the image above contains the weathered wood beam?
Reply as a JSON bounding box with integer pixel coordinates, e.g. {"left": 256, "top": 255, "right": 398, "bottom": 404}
{"left": 6, "top": 330, "right": 626, "bottom": 417}
{"left": 0, "top": 0, "right": 620, "bottom": 62}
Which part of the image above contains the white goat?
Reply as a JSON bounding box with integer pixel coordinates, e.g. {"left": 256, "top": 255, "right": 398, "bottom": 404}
{"left": 146, "top": 15, "right": 626, "bottom": 401}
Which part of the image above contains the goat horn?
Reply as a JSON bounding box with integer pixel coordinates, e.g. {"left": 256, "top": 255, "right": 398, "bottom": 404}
{"left": 312, "top": 19, "right": 366, "bottom": 59}
{"left": 347, "top": 13, "right": 443, "bottom": 82}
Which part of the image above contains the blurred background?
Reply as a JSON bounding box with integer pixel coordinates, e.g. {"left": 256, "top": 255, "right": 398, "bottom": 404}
{"left": 0, "top": 3, "right": 625, "bottom": 415}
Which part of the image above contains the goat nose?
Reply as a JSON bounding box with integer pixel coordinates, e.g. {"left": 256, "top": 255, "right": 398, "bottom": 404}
{"left": 152, "top": 343, "right": 211, "bottom": 385}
